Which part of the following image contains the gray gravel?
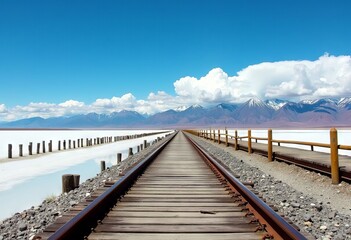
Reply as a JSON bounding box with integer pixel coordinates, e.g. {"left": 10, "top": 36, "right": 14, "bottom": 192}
{"left": 187, "top": 133, "right": 351, "bottom": 240}
{"left": 0, "top": 134, "right": 173, "bottom": 240}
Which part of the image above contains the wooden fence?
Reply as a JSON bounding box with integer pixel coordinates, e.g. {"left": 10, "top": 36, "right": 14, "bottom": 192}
{"left": 196, "top": 128, "right": 351, "bottom": 184}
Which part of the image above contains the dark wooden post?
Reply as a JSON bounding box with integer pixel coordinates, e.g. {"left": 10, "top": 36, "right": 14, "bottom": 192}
{"left": 42, "top": 141, "right": 46, "bottom": 153}
{"left": 62, "top": 174, "right": 74, "bottom": 193}
{"left": 268, "top": 129, "right": 273, "bottom": 161}
{"left": 248, "top": 129, "right": 252, "bottom": 154}
{"left": 73, "top": 140, "right": 76, "bottom": 149}
{"left": 19, "top": 144, "right": 23, "bottom": 157}
{"left": 144, "top": 140, "right": 147, "bottom": 149}
{"left": 129, "top": 148, "right": 133, "bottom": 156}
{"left": 37, "top": 143, "right": 40, "bottom": 154}
{"left": 330, "top": 128, "right": 340, "bottom": 184}
{"left": 49, "top": 140, "right": 53, "bottom": 152}
{"left": 140, "top": 144, "right": 143, "bottom": 150}
{"left": 58, "top": 141, "right": 61, "bottom": 151}
{"left": 69, "top": 140, "right": 71, "bottom": 149}
{"left": 29, "top": 142, "right": 33, "bottom": 155}
{"left": 100, "top": 161, "right": 106, "bottom": 172}
{"left": 225, "top": 129, "right": 228, "bottom": 147}
{"left": 73, "top": 174, "right": 80, "bottom": 188}
{"left": 218, "top": 129, "right": 221, "bottom": 144}
{"left": 137, "top": 145, "right": 140, "bottom": 152}
{"left": 234, "top": 130, "right": 238, "bottom": 150}
{"left": 117, "top": 153, "right": 122, "bottom": 164}
{"left": 63, "top": 140, "right": 66, "bottom": 150}
{"left": 8, "top": 144, "right": 12, "bottom": 158}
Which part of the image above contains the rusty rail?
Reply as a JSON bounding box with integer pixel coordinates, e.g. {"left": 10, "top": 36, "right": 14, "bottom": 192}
{"left": 45, "top": 132, "right": 177, "bottom": 240}
{"left": 186, "top": 133, "right": 306, "bottom": 240}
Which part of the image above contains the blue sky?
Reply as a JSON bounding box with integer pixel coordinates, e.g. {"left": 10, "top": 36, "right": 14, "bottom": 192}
{"left": 0, "top": 0, "right": 351, "bottom": 120}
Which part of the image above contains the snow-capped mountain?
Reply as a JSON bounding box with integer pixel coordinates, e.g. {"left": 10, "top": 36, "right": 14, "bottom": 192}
{"left": 235, "top": 98, "right": 274, "bottom": 123}
{"left": 1, "top": 97, "right": 351, "bottom": 128}
{"left": 264, "top": 99, "right": 289, "bottom": 110}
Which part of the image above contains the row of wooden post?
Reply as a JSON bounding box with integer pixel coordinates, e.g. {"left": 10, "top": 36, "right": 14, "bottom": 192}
{"left": 7, "top": 133, "right": 153, "bottom": 159}
{"left": 199, "top": 128, "right": 341, "bottom": 184}
{"left": 62, "top": 135, "right": 166, "bottom": 193}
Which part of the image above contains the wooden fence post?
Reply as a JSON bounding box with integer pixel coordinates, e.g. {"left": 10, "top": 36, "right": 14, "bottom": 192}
{"left": 268, "top": 129, "right": 273, "bottom": 161}
{"left": 129, "top": 147, "right": 133, "bottom": 156}
{"left": 330, "top": 128, "right": 340, "bottom": 184}
{"left": 49, "top": 140, "right": 53, "bottom": 152}
{"left": 225, "top": 129, "right": 228, "bottom": 147}
{"left": 234, "top": 130, "right": 238, "bottom": 150}
{"left": 8, "top": 144, "right": 12, "bottom": 158}
{"left": 218, "top": 129, "right": 221, "bottom": 144}
{"left": 101, "top": 161, "right": 106, "bottom": 172}
{"left": 117, "top": 153, "right": 122, "bottom": 164}
{"left": 144, "top": 140, "right": 147, "bottom": 149}
{"left": 213, "top": 130, "right": 216, "bottom": 142}
{"left": 19, "top": 144, "right": 23, "bottom": 157}
{"left": 42, "top": 141, "right": 46, "bottom": 153}
{"left": 29, "top": 142, "right": 33, "bottom": 155}
{"left": 248, "top": 129, "right": 252, "bottom": 154}
{"left": 62, "top": 174, "right": 74, "bottom": 193}
{"left": 37, "top": 143, "right": 40, "bottom": 154}
{"left": 73, "top": 174, "right": 80, "bottom": 188}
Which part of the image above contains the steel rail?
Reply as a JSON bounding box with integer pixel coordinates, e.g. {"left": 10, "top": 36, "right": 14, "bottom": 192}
{"left": 47, "top": 131, "right": 177, "bottom": 240}
{"left": 185, "top": 133, "right": 307, "bottom": 240}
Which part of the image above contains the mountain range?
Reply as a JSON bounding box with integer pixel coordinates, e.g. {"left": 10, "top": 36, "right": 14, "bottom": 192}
{"left": 1, "top": 97, "right": 351, "bottom": 128}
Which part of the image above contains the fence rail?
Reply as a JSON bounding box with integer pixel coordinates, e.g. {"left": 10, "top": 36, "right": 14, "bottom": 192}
{"left": 197, "top": 128, "right": 350, "bottom": 184}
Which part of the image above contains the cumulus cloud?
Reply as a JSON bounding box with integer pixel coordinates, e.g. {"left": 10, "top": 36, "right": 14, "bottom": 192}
{"left": 0, "top": 104, "right": 7, "bottom": 113}
{"left": 237, "top": 54, "right": 351, "bottom": 100}
{"left": 1, "top": 54, "right": 351, "bottom": 121}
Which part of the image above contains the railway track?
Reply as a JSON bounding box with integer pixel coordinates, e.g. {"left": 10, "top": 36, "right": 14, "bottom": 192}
{"left": 35, "top": 131, "right": 307, "bottom": 240}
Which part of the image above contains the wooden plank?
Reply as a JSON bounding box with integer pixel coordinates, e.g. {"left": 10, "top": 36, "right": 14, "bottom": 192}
{"left": 116, "top": 202, "right": 237, "bottom": 207}
{"left": 112, "top": 206, "right": 243, "bottom": 212}
{"left": 123, "top": 194, "right": 231, "bottom": 198}
{"left": 107, "top": 211, "right": 246, "bottom": 218}
{"left": 88, "top": 232, "right": 264, "bottom": 240}
{"left": 102, "top": 217, "right": 250, "bottom": 225}
{"left": 94, "top": 224, "right": 259, "bottom": 233}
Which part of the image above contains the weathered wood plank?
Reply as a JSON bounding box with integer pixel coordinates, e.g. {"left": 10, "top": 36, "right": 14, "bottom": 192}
{"left": 88, "top": 232, "right": 264, "bottom": 240}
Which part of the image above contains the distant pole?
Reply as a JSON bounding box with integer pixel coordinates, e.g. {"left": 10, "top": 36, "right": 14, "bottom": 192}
{"left": 28, "top": 142, "right": 33, "bottom": 155}
{"left": 330, "top": 128, "right": 340, "bottom": 184}
{"left": 218, "top": 129, "right": 220, "bottom": 144}
{"left": 37, "top": 143, "right": 40, "bottom": 154}
{"left": 268, "top": 129, "right": 273, "bottom": 161}
{"left": 8, "top": 144, "right": 12, "bottom": 158}
{"left": 225, "top": 128, "right": 228, "bottom": 147}
{"left": 49, "top": 140, "right": 53, "bottom": 152}
{"left": 248, "top": 129, "right": 252, "bottom": 154}
{"left": 19, "top": 144, "right": 23, "bottom": 157}
{"left": 42, "top": 141, "right": 46, "bottom": 153}
{"left": 234, "top": 130, "right": 238, "bottom": 150}
{"left": 117, "top": 153, "right": 122, "bottom": 164}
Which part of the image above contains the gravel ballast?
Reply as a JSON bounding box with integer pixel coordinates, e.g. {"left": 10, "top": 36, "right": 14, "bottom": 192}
{"left": 0, "top": 134, "right": 173, "bottom": 240}
{"left": 186, "top": 133, "right": 351, "bottom": 240}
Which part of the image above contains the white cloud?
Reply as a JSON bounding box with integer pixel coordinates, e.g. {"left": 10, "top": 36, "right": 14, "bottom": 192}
{"left": 1, "top": 54, "right": 351, "bottom": 121}
{"left": 92, "top": 93, "right": 137, "bottom": 110}
{"left": 0, "top": 104, "right": 7, "bottom": 113}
